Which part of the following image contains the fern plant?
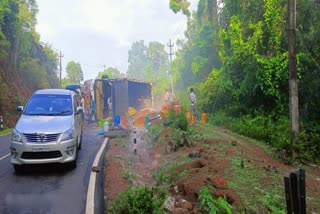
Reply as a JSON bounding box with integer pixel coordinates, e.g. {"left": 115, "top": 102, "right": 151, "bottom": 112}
{"left": 199, "top": 186, "right": 232, "bottom": 214}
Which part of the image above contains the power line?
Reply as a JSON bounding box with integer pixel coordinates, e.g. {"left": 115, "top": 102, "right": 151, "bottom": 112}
{"left": 171, "top": 0, "right": 200, "bottom": 43}
{"left": 189, "top": 0, "right": 200, "bottom": 12}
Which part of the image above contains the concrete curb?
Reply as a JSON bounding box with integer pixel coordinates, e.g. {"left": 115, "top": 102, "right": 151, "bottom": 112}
{"left": 86, "top": 137, "right": 109, "bottom": 214}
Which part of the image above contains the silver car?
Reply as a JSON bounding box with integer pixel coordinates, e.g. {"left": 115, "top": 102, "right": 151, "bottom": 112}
{"left": 10, "top": 89, "right": 83, "bottom": 172}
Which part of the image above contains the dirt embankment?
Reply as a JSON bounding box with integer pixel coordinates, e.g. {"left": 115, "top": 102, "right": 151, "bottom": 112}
{"left": 0, "top": 64, "right": 32, "bottom": 127}
{"left": 104, "top": 124, "right": 320, "bottom": 213}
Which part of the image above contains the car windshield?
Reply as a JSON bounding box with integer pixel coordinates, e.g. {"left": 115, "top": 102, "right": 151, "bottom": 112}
{"left": 24, "top": 94, "right": 73, "bottom": 116}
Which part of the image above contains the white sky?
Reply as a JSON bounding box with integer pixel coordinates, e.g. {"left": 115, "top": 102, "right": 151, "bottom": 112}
{"left": 36, "top": 0, "right": 199, "bottom": 80}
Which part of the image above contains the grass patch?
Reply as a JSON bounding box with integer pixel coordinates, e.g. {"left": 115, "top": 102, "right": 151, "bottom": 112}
{"left": 199, "top": 185, "right": 232, "bottom": 214}
{"left": 226, "top": 155, "right": 286, "bottom": 213}
{"left": 114, "top": 136, "right": 128, "bottom": 148}
{"left": 152, "top": 160, "right": 178, "bottom": 187}
{"left": 121, "top": 160, "right": 135, "bottom": 183}
{"left": 108, "top": 185, "right": 167, "bottom": 214}
{"left": 0, "top": 128, "right": 12, "bottom": 136}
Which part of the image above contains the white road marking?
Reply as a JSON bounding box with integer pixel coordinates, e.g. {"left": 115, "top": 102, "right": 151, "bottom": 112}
{"left": 86, "top": 137, "right": 108, "bottom": 214}
{"left": 0, "top": 153, "right": 10, "bottom": 161}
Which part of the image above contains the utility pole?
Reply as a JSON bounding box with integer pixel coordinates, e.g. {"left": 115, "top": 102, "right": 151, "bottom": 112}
{"left": 167, "top": 39, "right": 174, "bottom": 95}
{"left": 59, "top": 51, "right": 64, "bottom": 87}
{"left": 288, "top": 0, "right": 298, "bottom": 162}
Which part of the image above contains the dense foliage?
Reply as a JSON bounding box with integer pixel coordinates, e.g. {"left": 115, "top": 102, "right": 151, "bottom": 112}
{"left": 0, "top": 0, "right": 60, "bottom": 123}
{"left": 108, "top": 186, "right": 166, "bottom": 214}
{"left": 127, "top": 40, "right": 171, "bottom": 99}
{"left": 96, "top": 67, "right": 124, "bottom": 79}
{"left": 0, "top": 0, "right": 59, "bottom": 89}
{"left": 170, "top": 0, "right": 320, "bottom": 162}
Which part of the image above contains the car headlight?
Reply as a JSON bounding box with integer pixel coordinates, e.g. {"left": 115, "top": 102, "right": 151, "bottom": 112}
{"left": 61, "top": 128, "right": 74, "bottom": 141}
{"left": 12, "top": 129, "right": 22, "bottom": 142}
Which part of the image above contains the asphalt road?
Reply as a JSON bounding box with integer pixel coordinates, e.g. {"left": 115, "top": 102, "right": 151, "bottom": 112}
{"left": 0, "top": 122, "right": 106, "bottom": 214}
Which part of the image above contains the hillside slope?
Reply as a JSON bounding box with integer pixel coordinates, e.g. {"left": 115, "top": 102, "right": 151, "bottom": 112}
{"left": 0, "top": 63, "right": 33, "bottom": 127}
{"left": 104, "top": 123, "right": 320, "bottom": 213}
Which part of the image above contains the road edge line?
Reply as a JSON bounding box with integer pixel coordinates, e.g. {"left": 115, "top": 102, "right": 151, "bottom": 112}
{"left": 86, "top": 137, "right": 108, "bottom": 214}
{"left": 0, "top": 153, "right": 10, "bottom": 161}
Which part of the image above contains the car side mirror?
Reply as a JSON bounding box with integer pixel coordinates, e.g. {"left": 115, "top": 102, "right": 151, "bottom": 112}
{"left": 17, "top": 106, "right": 24, "bottom": 112}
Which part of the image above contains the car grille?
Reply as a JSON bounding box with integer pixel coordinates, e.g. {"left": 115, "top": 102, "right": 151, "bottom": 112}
{"left": 21, "top": 151, "right": 63, "bottom": 159}
{"left": 23, "top": 133, "right": 60, "bottom": 143}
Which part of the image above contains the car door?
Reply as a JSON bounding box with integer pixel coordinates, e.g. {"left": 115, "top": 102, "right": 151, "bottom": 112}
{"left": 73, "top": 94, "right": 81, "bottom": 147}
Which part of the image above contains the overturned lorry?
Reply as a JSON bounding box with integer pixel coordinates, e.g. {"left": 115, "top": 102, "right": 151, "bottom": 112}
{"left": 84, "top": 78, "right": 152, "bottom": 122}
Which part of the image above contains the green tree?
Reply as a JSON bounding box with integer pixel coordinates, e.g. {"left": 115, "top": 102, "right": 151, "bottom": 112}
{"left": 97, "top": 67, "right": 124, "bottom": 79}
{"left": 169, "top": 0, "right": 191, "bottom": 16}
{"left": 0, "top": 0, "right": 10, "bottom": 59}
{"left": 173, "top": 1, "right": 221, "bottom": 92}
{"left": 127, "top": 40, "right": 148, "bottom": 80}
{"left": 144, "top": 41, "right": 170, "bottom": 97}
{"left": 169, "top": 0, "right": 320, "bottom": 161}
{"left": 0, "top": 0, "right": 59, "bottom": 90}
{"left": 65, "top": 61, "right": 83, "bottom": 84}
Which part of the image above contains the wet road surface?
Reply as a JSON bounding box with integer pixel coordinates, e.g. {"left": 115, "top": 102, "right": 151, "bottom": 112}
{"left": 0, "top": 123, "right": 105, "bottom": 214}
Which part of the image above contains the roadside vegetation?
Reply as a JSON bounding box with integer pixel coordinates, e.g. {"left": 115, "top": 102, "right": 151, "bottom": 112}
{"left": 168, "top": 0, "right": 320, "bottom": 164}
{"left": 0, "top": 128, "right": 12, "bottom": 136}
{"left": 105, "top": 108, "right": 319, "bottom": 213}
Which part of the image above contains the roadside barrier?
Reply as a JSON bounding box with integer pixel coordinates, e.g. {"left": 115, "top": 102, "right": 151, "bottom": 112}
{"left": 0, "top": 116, "right": 3, "bottom": 130}
{"left": 133, "top": 128, "right": 137, "bottom": 154}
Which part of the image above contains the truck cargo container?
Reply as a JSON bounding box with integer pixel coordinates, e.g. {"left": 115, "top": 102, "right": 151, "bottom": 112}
{"left": 92, "top": 78, "right": 152, "bottom": 121}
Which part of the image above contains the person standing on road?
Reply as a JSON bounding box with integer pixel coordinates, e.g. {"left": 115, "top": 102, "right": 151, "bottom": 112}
{"left": 189, "top": 88, "right": 196, "bottom": 123}
{"left": 164, "top": 88, "right": 170, "bottom": 105}
{"left": 107, "top": 96, "right": 112, "bottom": 118}
{"left": 89, "top": 95, "right": 97, "bottom": 123}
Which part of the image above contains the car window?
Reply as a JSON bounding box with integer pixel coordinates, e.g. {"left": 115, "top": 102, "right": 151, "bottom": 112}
{"left": 24, "top": 94, "right": 73, "bottom": 116}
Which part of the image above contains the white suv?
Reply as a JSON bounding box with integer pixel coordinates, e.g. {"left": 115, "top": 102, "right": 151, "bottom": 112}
{"left": 10, "top": 89, "right": 83, "bottom": 172}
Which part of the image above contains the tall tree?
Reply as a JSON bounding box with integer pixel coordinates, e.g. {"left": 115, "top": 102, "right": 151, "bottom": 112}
{"left": 169, "top": 0, "right": 320, "bottom": 161}
{"left": 66, "top": 61, "right": 83, "bottom": 84}
{"left": 169, "top": 0, "right": 191, "bottom": 16}
{"left": 1, "top": 0, "right": 59, "bottom": 89}
{"left": 0, "top": 0, "right": 10, "bottom": 59}
{"left": 171, "top": 0, "right": 221, "bottom": 91}
{"left": 97, "top": 67, "right": 124, "bottom": 79}
{"left": 127, "top": 40, "right": 148, "bottom": 80}
{"left": 145, "top": 41, "right": 170, "bottom": 97}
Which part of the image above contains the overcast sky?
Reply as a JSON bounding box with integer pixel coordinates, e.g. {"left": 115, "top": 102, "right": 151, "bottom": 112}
{"left": 36, "top": 0, "right": 198, "bottom": 80}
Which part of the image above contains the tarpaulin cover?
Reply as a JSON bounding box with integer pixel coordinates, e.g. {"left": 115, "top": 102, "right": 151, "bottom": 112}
{"left": 65, "top": 85, "right": 81, "bottom": 90}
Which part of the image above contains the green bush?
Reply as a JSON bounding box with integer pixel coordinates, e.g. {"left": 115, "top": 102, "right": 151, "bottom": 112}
{"left": 186, "top": 126, "right": 205, "bottom": 145}
{"left": 209, "top": 111, "right": 320, "bottom": 163}
{"left": 146, "top": 124, "right": 163, "bottom": 143}
{"left": 108, "top": 186, "right": 166, "bottom": 214}
{"left": 170, "top": 108, "right": 189, "bottom": 131}
{"left": 258, "top": 189, "right": 286, "bottom": 214}
{"left": 199, "top": 186, "right": 232, "bottom": 214}
{"left": 98, "top": 118, "right": 112, "bottom": 127}
{"left": 296, "top": 122, "right": 320, "bottom": 162}
{"left": 152, "top": 160, "right": 178, "bottom": 187}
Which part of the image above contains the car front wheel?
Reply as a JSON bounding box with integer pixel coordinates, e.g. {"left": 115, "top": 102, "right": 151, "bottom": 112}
{"left": 13, "top": 164, "right": 24, "bottom": 174}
